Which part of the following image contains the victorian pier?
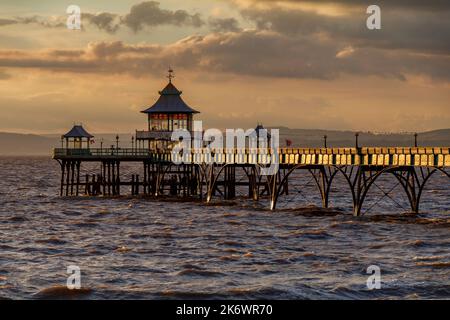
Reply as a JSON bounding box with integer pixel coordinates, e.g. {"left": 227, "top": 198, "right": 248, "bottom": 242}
{"left": 53, "top": 71, "right": 450, "bottom": 216}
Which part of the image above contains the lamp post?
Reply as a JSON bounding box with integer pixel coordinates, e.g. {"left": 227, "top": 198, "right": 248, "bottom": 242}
{"left": 100, "top": 138, "right": 104, "bottom": 151}
{"left": 355, "top": 132, "right": 359, "bottom": 149}
{"left": 60, "top": 136, "right": 64, "bottom": 149}
{"left": 131, "top": 136, "right": 135, "bottom": 154}
{"left": 116, "top": 135, "right": 119, "bottom": 150}
{"left": 414, "top": 133, "right": 418, "bottom": 147}
{"left": 323, "top": 135, "right": 328, "bottom": 148}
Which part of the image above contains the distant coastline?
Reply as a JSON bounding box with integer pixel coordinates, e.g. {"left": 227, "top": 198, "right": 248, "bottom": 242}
{"left": 1, "top": 128, "right": 449, "bottom": 156}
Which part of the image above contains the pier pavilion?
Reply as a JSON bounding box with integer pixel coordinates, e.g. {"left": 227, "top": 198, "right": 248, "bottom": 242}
{"left": 62, "top": 124, "right": 93, "bottom": 149}
{"left": 136, "top": 69, "right": 199, "bottom": 151}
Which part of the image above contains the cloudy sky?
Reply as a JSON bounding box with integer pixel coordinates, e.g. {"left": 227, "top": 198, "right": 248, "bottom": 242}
{"left": 0, "top": 0, "right": 449, "bottom": 134}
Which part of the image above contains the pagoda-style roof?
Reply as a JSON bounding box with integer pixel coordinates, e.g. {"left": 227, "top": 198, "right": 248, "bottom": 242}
{"left": 141, "top": 81, "right": 200, "bottom": 114}
{"left": 63, "top": 125, "right": 94, "bottom": 138}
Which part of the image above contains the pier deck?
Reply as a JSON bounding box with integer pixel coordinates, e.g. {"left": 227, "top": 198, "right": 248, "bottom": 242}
{"left": 54, "top": 147, "right": 450, "bottom": 167}
{"left": 53, "top": 147, "right": 450, "bottom": 216}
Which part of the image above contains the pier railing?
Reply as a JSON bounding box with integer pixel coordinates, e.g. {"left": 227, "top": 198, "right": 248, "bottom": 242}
{"left": 54, "top": 148, "right": 152, "bottom": 157}
{"left": 53, "top": 147, "right": 450, "bottom": 167}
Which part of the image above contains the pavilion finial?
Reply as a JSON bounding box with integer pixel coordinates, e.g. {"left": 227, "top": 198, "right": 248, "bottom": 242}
{"left": 167, "top": 67, "right": 175, "bottom": 83}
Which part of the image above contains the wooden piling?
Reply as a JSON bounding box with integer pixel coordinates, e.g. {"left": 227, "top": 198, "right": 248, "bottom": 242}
{"left": 84, "top": 174, "right": 89, "bottom": 195}
{"left": 60, "top": 161, "right": 66, "bottom": 196}
{"left": 70, "top": 161, "right": 75, "bottom": 196}
{"left": 65, "top": 161, "right": 70, "bottom": 196}
{"left": 75, "top": 161, "right": 80, "bottom": 196}
{"left": 107, "top": 161, "right": 111, "bottom": 195}
{"left": 135, "top": 175, "right": 140, "bottom": 195}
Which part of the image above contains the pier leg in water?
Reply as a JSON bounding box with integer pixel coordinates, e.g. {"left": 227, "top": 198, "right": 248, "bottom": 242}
{"left": 70, "top": 161, "right": 75, "bottom": 196}
{"left": 101, "top": 161, "right": 106, "bottom": 195}
{"left": 59, "top": 160, "right": 65, "bottom": 196}
{"left": 65, "top": 161, "right": 70, "bottom": 196}
{"left": 269, "top": 174, "right": 278, "bottom": 211}
{"left": 206, "top": 165, "right": 214, "bottom": 203}
{"left": 143, "top": 161, "right": 147, "bottom": 195}
{"left": 75, "top": 161, "right": 80, "bottom": 196}
{"left": 84, "top": 174, "right": 88, "bottom": 195}
{"left": 135, "top": 175, "right": 140, "bottom": 195}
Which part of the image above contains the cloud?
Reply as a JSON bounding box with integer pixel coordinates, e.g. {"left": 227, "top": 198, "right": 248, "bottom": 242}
{"left": 0, "top": 18, "right": 17, "bottom": 26}
{"left": 231, "top": 0, "right": 450, "bottom": 11}
{"left": 308, "top": 0, "right": 450, "bottom": 11}
{"left": 83, "top": 12, "right": 120, "bottom": 34}
{"left": 4, "top": 15, "right": 66, "bottom": 28}
{"left": 0, "top": 1, "right": 205, "bottom": 33}
{"left": 336, "top": 46, "right": 355, "bottom": 58}
{"left": 121, "top": 1, "right": 204, "bottom": 32}
{"left": 239, "top": 4, "right": 450, "bottom": 55}
{"left": 6, "top": 13, "right": 121, "bottom": 33}
{"left": 208, "top": 17, "right": 242, "bottom": 33}
{"left": 0, "top": 32, "right": 448, "bottom": 82}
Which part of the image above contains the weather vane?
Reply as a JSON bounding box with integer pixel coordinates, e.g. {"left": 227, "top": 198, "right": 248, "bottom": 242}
{"left": 167, "top": 67, "right": 175, "bottom": 83}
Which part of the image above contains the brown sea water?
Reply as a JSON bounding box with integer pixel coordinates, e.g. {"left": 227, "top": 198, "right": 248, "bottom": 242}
{"left": 0, "top": 156, "right": 449, "bottom": 300}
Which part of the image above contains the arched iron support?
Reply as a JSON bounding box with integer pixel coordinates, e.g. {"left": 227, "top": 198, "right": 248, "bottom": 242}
{"left": 351, "top": 166, "right": 443, "bottom": 216}
{"left": 390, "top": 167, "right": 447, "bottom": 213}
{"left": 390, "top": 169, "right": 417, "bottom": 212}
{"left": 154, "top": 163, "right": 174, "bottom": 196}
{"left": 242, "top": 165, "right": 259, "bottom": 201}
{"left": 205, "top": 163, "right": 230, "bottom": 203}
{"left": 353, "top": 166, "right": 400, "bottom": 216}
{"left": 308, "top": 166, "right": 340, "bottom": 209}
{"left": 411, "top": 167, "right": 438, "bottom": 213}
{"left": 268, "top": 164, "right": 338, "bottom": 211}
{"left": 316, "top": 165, "right": 448, "bottom": 216}
{"left": 327, "top": 165, "right": 358, "bottom": 210}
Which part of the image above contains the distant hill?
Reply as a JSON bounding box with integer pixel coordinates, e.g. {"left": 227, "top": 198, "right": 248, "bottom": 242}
{"left": 0, "top": 132, "right": 55, "bottom": 156}
{"left": 0, "top": 129, "right": 449, "bottom": 155}
{"left": 274, "top": 128, "right": 450, "bottom": 148}
{"left": 0, "top": 132, "right": 133, "bottom": 156}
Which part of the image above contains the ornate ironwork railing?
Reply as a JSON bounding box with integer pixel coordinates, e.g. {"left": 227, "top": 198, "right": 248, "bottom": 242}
{"left": 54, "top": 148, "right": 151, "bottom": 157}
{"left": 53, "top": 147, "right": 450, "bottom": 167}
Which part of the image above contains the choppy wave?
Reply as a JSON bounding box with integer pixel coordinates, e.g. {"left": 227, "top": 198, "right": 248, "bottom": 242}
{"left": 0, "top": 157, "right": 449, "bottom": 299}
